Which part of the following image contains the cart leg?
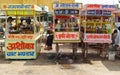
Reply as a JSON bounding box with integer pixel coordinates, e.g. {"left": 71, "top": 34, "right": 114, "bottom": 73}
{"left": 0, "top": 42, "right": 3, "bottom": 52}
{"left": 82, "top": 42, "right": 88, "bottom": 59}
{"left": 97, "top": 43, "right": 101, "bottom": 55}
{"left": 84, "top": 43, "right": 88, "bottom": 58}
{"left": 81, "top": 42, "right": 85, "bottom": 58}
{"left": 56, "top": 43, "right": 59, "bottom": 59}
{"left": 72, "top": 43, "right": 77, "bottom": 60}
{"left": 100, "top": 43, "right": 107, "bottom": 59}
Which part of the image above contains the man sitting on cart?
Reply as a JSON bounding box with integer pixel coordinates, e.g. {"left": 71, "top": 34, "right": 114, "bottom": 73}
{"left": 7, "top": 17, "right": 13, "bottom": 33}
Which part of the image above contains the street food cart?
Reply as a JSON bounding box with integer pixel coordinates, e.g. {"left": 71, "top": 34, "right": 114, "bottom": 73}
{"left": 81, "top": 4, "right": 116, "bottom": 58}
{"left": 114, "top": 10, "right": 120, "bottom": 28}
{"left": 53, "top": 3, "right": 82, "bottom": 58}
{"left": 1, "top": 4, "right": 43, "bottom": 59}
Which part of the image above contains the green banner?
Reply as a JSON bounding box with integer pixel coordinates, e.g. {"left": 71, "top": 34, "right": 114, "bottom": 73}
{"left": 17, "top": 10, "right": 23, "bottom": 15}
{"left": 7, "top": 11, "right": 16, "bottom": 15}
{"left": 24, "top": 11, "right": 34, "bottom": 15}
{"left": 6, "top": 10, "right": 34, "bottom": 15}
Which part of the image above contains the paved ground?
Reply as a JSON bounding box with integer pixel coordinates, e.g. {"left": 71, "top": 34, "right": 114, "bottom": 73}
{"left": 0, "top": 44, "right": 120, "bottom": 75}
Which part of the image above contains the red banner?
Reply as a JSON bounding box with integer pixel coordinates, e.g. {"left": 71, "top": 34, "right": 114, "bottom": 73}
{"left": 85, "top": 4, "right": 116, "bottom": 10}
{"left": 86, "top": 4, "right": 101, "bottom": 9}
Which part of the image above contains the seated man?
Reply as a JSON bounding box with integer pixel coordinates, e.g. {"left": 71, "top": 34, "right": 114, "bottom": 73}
{"left": 6, "top": 17, "right": 13, "bottom": 33}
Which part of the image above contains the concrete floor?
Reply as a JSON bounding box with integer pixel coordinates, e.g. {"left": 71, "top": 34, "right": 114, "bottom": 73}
{"left": 0, "top": 44, "right": 120, "bottom": 75}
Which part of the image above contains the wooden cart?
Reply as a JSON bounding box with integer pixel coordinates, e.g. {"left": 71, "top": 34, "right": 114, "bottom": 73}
{"left": 81, "top": 4, "right": 116, "bottom": 58}
{"left": 1, "top": 4, "right": 44, "bottom": 59}
{"left": 53, "top": 3, "right": 82, "bottom": 59}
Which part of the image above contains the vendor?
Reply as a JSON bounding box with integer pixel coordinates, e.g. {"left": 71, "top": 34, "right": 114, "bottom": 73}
{"left": 20, "top": 19, "right": 34, "bottom": 34}
{"left": 20, "top": 20, "right": 28, "bottom": 34}
{"left": 6, "top": 17, "right": 13, "bottom": 33}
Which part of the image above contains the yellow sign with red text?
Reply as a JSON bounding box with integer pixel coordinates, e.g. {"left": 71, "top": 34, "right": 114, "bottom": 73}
{"left": 5, "top": 37, "right": 36, "bottom": 59}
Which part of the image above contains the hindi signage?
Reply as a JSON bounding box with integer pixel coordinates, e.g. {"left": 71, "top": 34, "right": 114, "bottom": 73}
{"left": 54, "top": 32, "right": 79, "bottom": 40}
{"left": 5, "top": 40, "right": 36, "bottom": 59}
{"left": 84, "top": 33, "right": 112, "bottom": 43}
{"left": 53, "top": 3, "right": 82, "bottom": 9}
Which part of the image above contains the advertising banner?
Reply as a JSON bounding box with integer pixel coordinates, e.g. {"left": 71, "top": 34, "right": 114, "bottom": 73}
{"left": 87, "top": 10, "right": 111, "bottom": 16}
{"left": 54, "top": 32, "right": 80, "bottom": 42}
{"left": 84, "top": 33, "right": 112, "bottom": 43}
{"left": 6, "top": 34, "right": 34, "bottom": 40}
{"left": 53, "top": 3, "right": 82, "bottom": 9}
{"left": 86, "top": 4, "right": 115, "bottom": 10}
{"left": 5, "top": 34, "right": 36, "bottom": 59}
{"left": 2, "top": 4, "right": 34, "bottom": 10}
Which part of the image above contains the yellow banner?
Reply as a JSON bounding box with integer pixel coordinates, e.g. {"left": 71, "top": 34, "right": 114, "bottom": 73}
{"left": 5, "top": 40, "right": 36, "bottom": 59}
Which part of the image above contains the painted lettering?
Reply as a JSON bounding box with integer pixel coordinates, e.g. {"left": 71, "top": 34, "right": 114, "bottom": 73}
{"left": 7, "top": 41, "right": 34, "bottom": 50}
{"left": 18, "top": 52, "right": 34, "bottom": 56}
{"left": 7, "top": 52, "right": 16, "bottom": 56}
{"left": 8, "top": 4, "right": 31, "bottom": 9}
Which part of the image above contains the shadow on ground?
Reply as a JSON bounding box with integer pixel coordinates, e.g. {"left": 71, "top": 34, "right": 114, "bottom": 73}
{"left": 0, "top": 51, "right": 120, "bottom": 71}
{"left": 24, "top": 52, "right": 120, "bottom": 71}
{"left": 0, "top": 53, "right": 12, "bottom": 64}
{"left": 24, "top": 53, "right": 102, "bottom": 66}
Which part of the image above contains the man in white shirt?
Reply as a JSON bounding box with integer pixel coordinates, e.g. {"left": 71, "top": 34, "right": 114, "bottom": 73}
{"left": 114, "top": 27, "right": 120, "bottom": 50}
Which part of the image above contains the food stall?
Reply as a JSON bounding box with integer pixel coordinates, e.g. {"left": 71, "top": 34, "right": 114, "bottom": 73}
{"left": 53, "top": 3, "right": 82, "bottom": 58}
{"left": 114, "top": 10, "right": 120, "bottom": 28}
{"left": 81, "top": 4, "right": 116, "bottom": 58}
{"left": 1, "top": 4, "right": 43, "bottom": 59}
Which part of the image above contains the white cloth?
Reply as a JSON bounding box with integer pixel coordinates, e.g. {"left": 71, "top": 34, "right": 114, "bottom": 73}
{"left": 115, "top": 30, "right": 120, "bottom": 46}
